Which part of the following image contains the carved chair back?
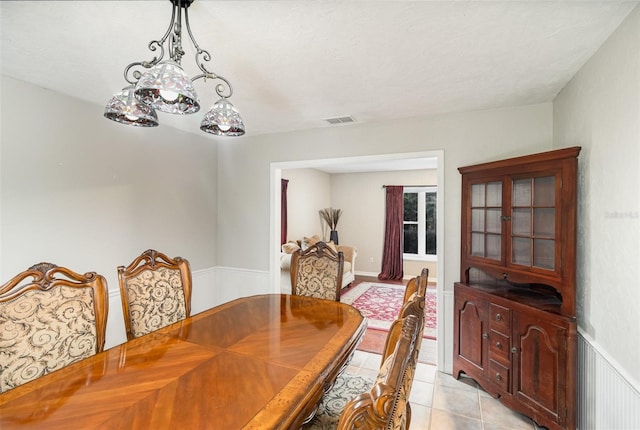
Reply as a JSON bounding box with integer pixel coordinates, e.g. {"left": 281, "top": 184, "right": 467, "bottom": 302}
{"left": 0, "top": 263, "right": 109, "bottom": 392}
{"left": 118, "top": 249, "right": 192, "bottom": 340}
{"left": 290, "top": 242, "right": 344, "bottom": 302}
{"left": 382, "top": 288, "right": 426, "bottom": 367}
{"left": 337, "top": 314, "right": 422, "bottom": 430}
{"left": 304, "top": 294, "right": 425, "bottom": 430}
{"left": 402, "top": 267, "right": 429, "bottom": 304}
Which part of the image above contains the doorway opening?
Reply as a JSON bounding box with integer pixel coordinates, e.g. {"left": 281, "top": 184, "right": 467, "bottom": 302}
{"left": 270, "top": 150, "right": 445, "bottom": 368}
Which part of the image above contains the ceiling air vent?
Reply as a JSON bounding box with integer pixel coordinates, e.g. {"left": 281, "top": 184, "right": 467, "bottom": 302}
{"left": 324, "top": 115, "right": 355, "bottom": 125}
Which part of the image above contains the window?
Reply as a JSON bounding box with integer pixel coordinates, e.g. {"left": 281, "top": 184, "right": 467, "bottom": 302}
{"left": 403, "top": 187, "right": 437, "bottom": 258}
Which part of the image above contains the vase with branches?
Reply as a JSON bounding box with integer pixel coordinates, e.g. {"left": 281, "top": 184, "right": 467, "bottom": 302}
{"left": 319, "top": 207, "right": 342, "bottom": 244}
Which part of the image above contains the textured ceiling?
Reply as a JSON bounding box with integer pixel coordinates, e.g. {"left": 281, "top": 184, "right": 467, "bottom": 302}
{"left": 1, "top": 1, "right": 637, "bottom": 140}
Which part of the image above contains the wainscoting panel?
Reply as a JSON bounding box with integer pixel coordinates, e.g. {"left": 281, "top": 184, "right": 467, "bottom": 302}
{"left": 191, "top": 266, "right": 217, "bottom": 315}
{"left": 440, "top": 289, "right": 454, "bottom": 374}
{"left": 104, "top": 266, "right": 271, "bottom": 349}
{"left": 212, "top": 266, "right": 271, "bottom": 305}
{"left": 578, "top": 331, "right": 640, "bottom": 429}
{"left": 105, "top": 288, "right": 127, "bottom": 349}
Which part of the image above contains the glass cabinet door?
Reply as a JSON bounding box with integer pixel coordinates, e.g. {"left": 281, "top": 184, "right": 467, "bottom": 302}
{"left": 510, "top": 175, "right": 557, "bottom": 270}
{"left": 459, "top": 146, "right": 579, "bottom": 315}
{"left": 470, "top": 181, "right": 502, "bottom": 261}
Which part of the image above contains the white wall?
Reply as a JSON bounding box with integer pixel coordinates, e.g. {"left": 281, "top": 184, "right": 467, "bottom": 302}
{"left": 331, "top": 169, "right": 438, "bottom": 278}
{"left": 217, "top": 103, "right": 553, "bottom": 371}
{"left": 1, "top": 76, "right": 220, "bottom": 348}
{"left": 281, "top": 168, "right": 331, "bottom": 241}
{"left": 553, "top": 6, "right": 640, "bottom": 384}
{"left": 281, "top": 167, "right": 438, "bottom": 279}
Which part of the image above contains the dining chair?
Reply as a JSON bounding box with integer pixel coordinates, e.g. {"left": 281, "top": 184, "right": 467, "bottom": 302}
{"left": 0, "top": 262, "right": 109, "bottom": 392}
{"left": 117, "top": 249, "right": 192, "bottom": 340}
{"left": 402, "top": 275, "right": 419, "bottom": 304}
{"left": 402, "top": 267, "right": 429, "bottom": 303}
{"left": 395, "top": 266, "right": 429, "bottom": 363}
{"left": 290, "top": 241, "right": 344, "bottom": 301}
{"left": 306, "top": 314, "right": 423, "bottom": 430}
{"left": 383, "top": 291, "right": 426, "bottom": 367}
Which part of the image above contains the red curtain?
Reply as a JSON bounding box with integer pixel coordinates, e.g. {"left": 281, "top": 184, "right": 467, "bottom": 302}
{"left": 378, "top": 185, "right": 404, "bottom": 280}
{"left": 281, "top": 179, "right": 289, "bottom": 245}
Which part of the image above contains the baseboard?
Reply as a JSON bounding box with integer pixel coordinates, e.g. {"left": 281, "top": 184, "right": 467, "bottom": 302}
{"left": 354, "top": 270, "right": 381, "bottom": 278}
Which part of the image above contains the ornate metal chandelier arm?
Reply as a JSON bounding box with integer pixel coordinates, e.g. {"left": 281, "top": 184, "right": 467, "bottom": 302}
{"left": 191, "top": 73, "right": 234, "bottom": 98}
{"left": 121, "top": 3, "right": 179, "bottom": 85}
{"left": 122, "top": 60, "right": 154, "bottom": 85}
{"left": 183, "top": 8, "right": 219, "bottom": 79}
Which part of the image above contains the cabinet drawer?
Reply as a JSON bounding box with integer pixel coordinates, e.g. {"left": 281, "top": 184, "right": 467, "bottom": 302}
{"left": 489, "top": 359, "right": 510, "bottom": 393}
{"left": 490, "top": 304, "right": 510, "bottom": 334}
{"left": 489, "top": 330, "right": 510, "bottom": 363}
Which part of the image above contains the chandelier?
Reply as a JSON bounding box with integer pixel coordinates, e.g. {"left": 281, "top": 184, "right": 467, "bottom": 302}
{"left": 104, "top": 0, "right": 245, "bottom": 136}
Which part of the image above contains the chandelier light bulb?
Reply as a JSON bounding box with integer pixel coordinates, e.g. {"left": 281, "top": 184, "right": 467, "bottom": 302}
{"left": 159, "top": 89, "right": 180, "bottom": 102}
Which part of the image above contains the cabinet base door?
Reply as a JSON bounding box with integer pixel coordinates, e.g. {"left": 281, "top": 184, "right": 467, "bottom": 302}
{"left": 454, "top": 292, "right": 488, "bottom": 374}
{"left": 512, "top": 314, "right": 574, "bottom": 430}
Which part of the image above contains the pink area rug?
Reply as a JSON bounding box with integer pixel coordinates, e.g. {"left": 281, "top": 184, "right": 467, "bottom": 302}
{"left": 341, "top": 282, "right": 437, "bottom": 340}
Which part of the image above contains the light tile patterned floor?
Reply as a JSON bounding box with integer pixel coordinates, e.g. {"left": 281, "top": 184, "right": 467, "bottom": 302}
{"left": 345, "top": 350, "right": 538, "bottom": 430}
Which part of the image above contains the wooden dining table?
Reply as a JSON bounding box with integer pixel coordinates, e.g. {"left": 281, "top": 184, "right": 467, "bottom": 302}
{"left": 0, "top": 294, "right": 366, "bottom": 429}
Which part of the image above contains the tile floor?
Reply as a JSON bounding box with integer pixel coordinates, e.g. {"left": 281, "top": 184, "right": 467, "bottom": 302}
{"left": 345, "top": 349, "right": 539, "bottom": 430}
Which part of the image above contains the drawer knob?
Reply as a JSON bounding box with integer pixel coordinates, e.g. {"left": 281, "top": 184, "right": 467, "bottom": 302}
{"left": 482, "top": 333, "right": 489, "bottom": 340}
{"left": 496, "top": 373, "right": 502, "bottom": 381}
{"left": 495, "top": 313, "right": 502, "bottom": 321}
{"left": 511, "top": 347, "right": 517, "bottom": 354}
{"left": 496, "top": 342, "right": 502, "bottom": 349}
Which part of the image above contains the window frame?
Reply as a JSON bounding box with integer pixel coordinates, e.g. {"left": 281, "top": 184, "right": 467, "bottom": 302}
{"left": 403, "top": 186, "right": 437, "bottom": 261}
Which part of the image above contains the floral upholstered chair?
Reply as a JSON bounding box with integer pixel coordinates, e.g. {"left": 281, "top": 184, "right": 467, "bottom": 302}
{"left": 290, "top": 242, "right": 344, "bottom": 302}
{"left": 305, "top": 313, "right": 423, "bottom": 430}
{"left": 0, "top": 263, "right": 109, "bottom": 392}
{"left": 117, "top": 249, "right": 192, "bottom": 340}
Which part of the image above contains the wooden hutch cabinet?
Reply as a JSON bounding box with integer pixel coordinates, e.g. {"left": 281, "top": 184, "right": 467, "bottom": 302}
{"left": 453, "top": 147, "right": 580, "bottom": 430}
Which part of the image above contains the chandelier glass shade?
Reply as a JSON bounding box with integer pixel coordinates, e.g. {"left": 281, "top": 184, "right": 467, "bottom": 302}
{"left": 200, "top": 98, "right": 245, "bottom": 136}
{"left": 104, "top": 86, "right": 159, "bottom": 127}
{"left": 104, "top": 0, "right": 244, "bottom": 136}
{"left": 134, "top": 60, "right": 200, "bottom": 114}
